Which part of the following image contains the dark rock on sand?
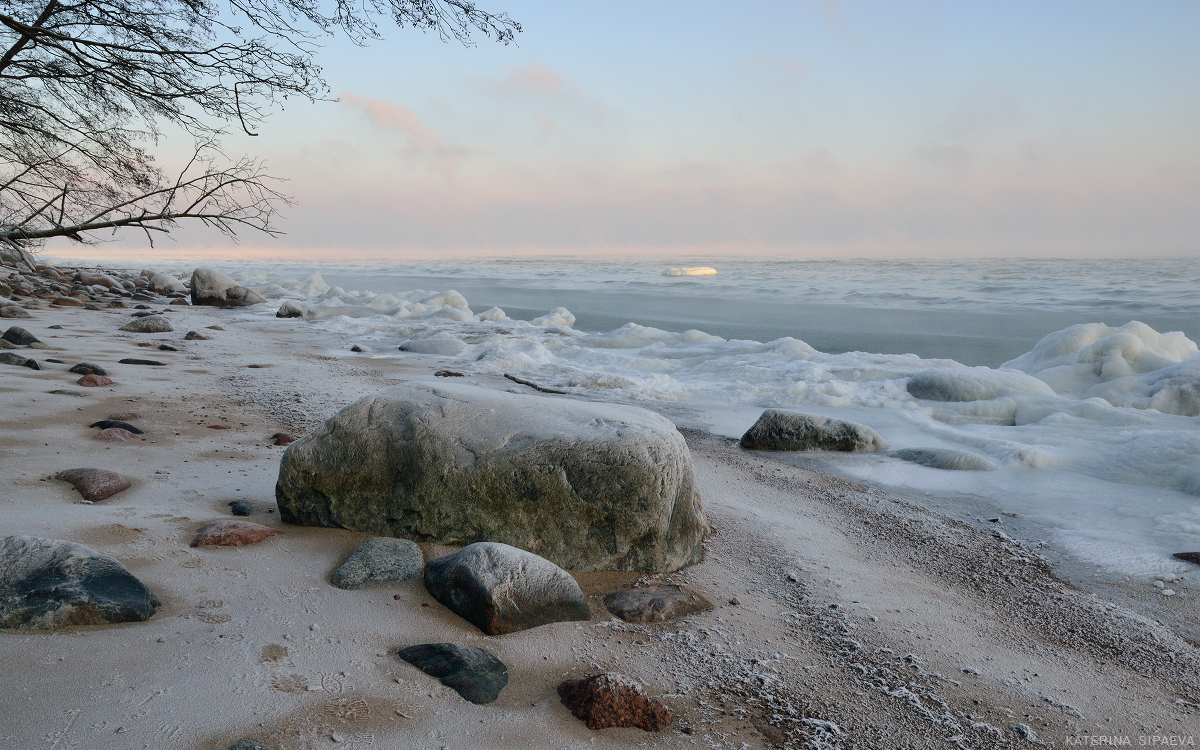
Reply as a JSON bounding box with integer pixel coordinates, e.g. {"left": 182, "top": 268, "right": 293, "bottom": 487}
{"left": 228, "top": 500, "right": 254, "bottom": 516}
{"left": 331, "top": 537, "right": 424, "bottom": 590}
{"left": 423, "top": 542, "right": 590, "bottom": 635}
{"left": 184, "top": 330, "right": 211, "bottom": 340}
{"left": 120, "top": 316, "right": 173, "bottom": 333}
{"left": 434, "top": 369, "right": 465, "bottom": 377}
{"left": 77, "top": 374, "right": 114, "bottom": 387}
{"left": 0, "top": 304, "right": 32, "bottom": 318}
{"left": 0, "top": 351, "right": 39, "bottom": 369}
{"left": 190, "top": 520, "right": 282, "bottom": 547}
{"left": 740, "top": 409, "right": 887, "bottom": 452}
{"left": 604, "top": 585, "right": 713, "bottom": 624}
{"left": 557, "top": 672, "right": 672, "bottom": 732}
{"left": 397, "top": 643, "right": 509, "bottom": 705}
{"left": 44, "top": 358, "right": 64, "bottom": 363}
{"left": 89, "top": 420, "right": 143, "bottom": 434}
{"left": 50, "top": 296, "right": 85, "bottom": 307}
{"left": 226, "top": 740, "right": 268, "bottom": 750}
{"left": 49, "top": 389, "right": 84, "bottom": 397}
{"left": 1173, "top": 552, "right": 1200, "bottom": 566}
{"left": 118, "top": 358, "right": 165, "bottom": 366}
{"left": 55, "top": 468, "right": 131, "bottom": 502}
{"left": 271, "top": 432, "right": 295, "bottom": 446}
{"left": 2, "top": 325, "right": 40, "bottom": 345}
{"left": 169, "top": 298, "right": 190, "bottom": 306}
{"left": 275, "top": 382, "right": 707, "bottom": 573}
{"left": 190, "top": 268, "right": 266, "bottom": 307}
{"left": 157, "top": 344, "right": 178, "bottom": 351}
{"left": 206, "top": 325, "right": 225, "bottom": 330}
{"left": 69, "top": 362, "right": 107, "bottom": 376}
{"left": 47, "top": 324, "right": 63, "bottom": 329}
{"left": 891, "top": 447, "right": 997, "bottom": 471}
{"left": 0, "top": 535, "right": 159, "bottom": 629}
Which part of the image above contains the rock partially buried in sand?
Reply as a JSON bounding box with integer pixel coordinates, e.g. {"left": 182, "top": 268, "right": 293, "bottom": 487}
{"left": 89, "top": 419, "right": 143, "bottom": 434}
{"left": 604, "top": 585, "right": 713, "bottom": 624}
{"left": 54, "top": 468, "right": 131, "bottom": 502}
{"left": 2, "top": 325, "right": 40, "bottom": 345}
{"left": 94, "top": 428, "right": 141, "bottom": 442}
{"left": 424, "top": 542, "right": 590, "bottom": 635}
{"left": 119, "top": 315, "right": 173, "bottom": 334}
{"left": 331, "top": 537, "right": 424, "bottom": 590}
{"left": 118, "top": 358, "right": 165, "bottom": 366}
{"left": 0, "top": 304, "right": 32, "bottom": 318}
{"left": 891, "top": 448, "right": 997, "bottom": 471}
{"left": 50, "top": 389, "right": 84, "bottom": 397}
{"left": 190, "top": 520, "right": 282, "bottom": 548}
{"left": 185, "top": 330, "right": 211, "bottom": 340}
{"left": 275, "top": 382, "right": 707, "bottom": 573}
{"left": 397, "top": 643, "right": 509, "bottom": 705}
{"left": 0, "top": 535, "right": 159, "bottom": 629}
{"left": 0, "top": 351, "right": 39, "bottom": 369}
{"left": 50, "top": 296, "right": 85, "bottom": 307}
{"left": 190, "top": 268, "right": 266, "bottom": 307}
{"left": 77, "top": 374, "right": 113, "bottom": 387}
{"left": 226, "top": 740, "right": 268, "bottom": 750}
{"left": 228, "top": 500, "right": 254, "bottom": 516}
{"left": 557, "top": 672, "right": 672, "bottom": 732}
{"left": 271, "top": 432, "right": 296, "bottom": 446}
{"left": 740, "top": 409, "right": 887, "bottom": 452}
{"left": 69, "top": 362, "right": 107, "bottom": 376}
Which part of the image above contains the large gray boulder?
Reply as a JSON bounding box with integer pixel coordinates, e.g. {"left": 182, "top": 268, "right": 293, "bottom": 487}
{"left": 190, "top": 268, "right": 266, "bottom": 307}
{"left": 148, "top": 273, "right": 186, "bottom": 294}
{"left": 275, "top": 382, "right": 706, "bottom": 572}
{"left": 424, "top": 542, "right": 590, "bottom": 635}
{"left": 0, "top": 535, "right": 159, "bottom": 629}
{"left": 740, "top": 409, "right": 887, "bottom": 452}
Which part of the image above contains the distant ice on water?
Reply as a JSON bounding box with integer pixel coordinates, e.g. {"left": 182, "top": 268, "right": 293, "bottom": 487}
{"left": 663, "top": 267, "right": 717, "bottom": 276}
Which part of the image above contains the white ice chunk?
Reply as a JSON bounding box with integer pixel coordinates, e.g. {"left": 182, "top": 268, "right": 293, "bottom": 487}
{"left": 531, "top": 307, "right": 576, "bottom": 328}
{"left": 663, "top": 267, "right": 717, "bottom": 276}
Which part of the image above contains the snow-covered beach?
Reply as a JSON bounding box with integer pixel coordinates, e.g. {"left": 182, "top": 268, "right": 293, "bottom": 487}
{"left": 1, "top": 259, "right": 1198, "bottom": 748}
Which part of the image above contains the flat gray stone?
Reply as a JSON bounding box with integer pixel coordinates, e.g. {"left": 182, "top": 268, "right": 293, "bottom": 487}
{"left": 275, "top": 382, "right": 707, "bottom": 573}
{"left": 119, "top": 315, "right": 173, "bottom": 333}
{"left": 330, "top": 537, "right": 424, "bottom": 590}
{"left": 69, "top": 362, "right": 107, "bottom": 376}
{"left": 604, "top": 585, "right": 713, "bottom": 623}
{"left": 740, "top": 410, "right": 887, "bottom": 452}
{"left": 0, "top": 535, "right": 159, "bottom": 629}
{"left": 398, "top": 643, "right": 508, "bottom": 704}
{"left": 227, "top": 740, "right": 268, "bottom": 750}
{"left": 424, "top": 542, "right": 590, "bottom": 635}
{"left": 891, "top": 448, "right": 997, "bottom": 471}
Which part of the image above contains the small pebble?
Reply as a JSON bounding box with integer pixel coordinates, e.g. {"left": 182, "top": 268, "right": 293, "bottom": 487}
{"left": 1162, "top": 589, "right": 1176, "bottom": 596}
{"left": 729, "top": 597, "right": 740, "bottom": 606}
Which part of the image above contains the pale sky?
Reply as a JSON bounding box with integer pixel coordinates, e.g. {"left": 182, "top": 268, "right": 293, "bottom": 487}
{"left": 64, "top": 0, "right": 1200, "bottom": 261}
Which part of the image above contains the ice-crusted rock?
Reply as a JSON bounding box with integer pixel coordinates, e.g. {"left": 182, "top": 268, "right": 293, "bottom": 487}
{"left": 330, "top": 537, "right": 424, "bottom": 590}
{"left": 189, "top": 268, "right": 266, "bottom": 307}
{"left": 0, "top": 535, "right": 159, "bottom": 629}
{"left": 907, "top": 367, "right": 1056, "bottom": 402}
{"left": 423, "top": 542, "right": 590, "bottom": 635}
{"left": 275, "top": 382, "right": 707, "bottom": 572}
{"left": 148, "top": 273, "right": 186, "bottom": 294}
{"left": 0, "top": 245, "right": 36, "bottom": 271}
{"left": 119, "top": 315, "right": 173, "bottom": 333}
{"left": 740, "top": 409, "right": 887, "bottom": 452}
{"left": 558, "top": 672, "right": 672, "bottom": 731}
{"left": 531, "top": 307, "right": 575, "bottom": 327}
{"left": 398, "top": 643, "right": 509, "bottom": 704}
{"left": 276, "top": 299, "right": 318, "bottom": 319}
{"left": 891, "top": 448, "right": 997, "bottom": 471}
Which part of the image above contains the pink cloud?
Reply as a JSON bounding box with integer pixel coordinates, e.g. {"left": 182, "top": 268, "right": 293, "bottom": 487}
{"left": 475, "top": 64, "right": 580, "bottom": 99}
{"left": 339, "top": 91, "right": 468, "bottom": 176}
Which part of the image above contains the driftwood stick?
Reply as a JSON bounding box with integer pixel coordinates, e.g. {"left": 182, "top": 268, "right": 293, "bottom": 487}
{"left": 504, "top": 373, "right": 568, "bottom": 395}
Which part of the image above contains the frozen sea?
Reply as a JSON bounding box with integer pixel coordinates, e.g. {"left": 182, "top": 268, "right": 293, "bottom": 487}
{"left": 75, "top": 255, "right": 1200, "bottom": 578}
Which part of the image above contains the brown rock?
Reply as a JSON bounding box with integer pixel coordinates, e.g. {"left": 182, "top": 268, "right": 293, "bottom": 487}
{"left": 208, "top": 424, "right": 230, "bottom": 430}
{"left": 184, "top": 330, "right": 211, "bottom": 340}
{"left": 77, "top": 374, "right": 114, "bottom": 387}
{"left": 603, "top": 585, "right": 713, "bottom": 623}
{"left": 51, "top": 296, "right": 85, "bottom": 307}
{"left": 557, "top": 673, "right": 671, "bottom": 732}
{"left": 54, "top": 468, "right": 131, "bottom": 502}
{"left": 1173, "top": 552, "right": 1200, "bottom": 566}
{"left": 0, "top": 305, "right": 32, "bottom": 318}
{"left": 169, "top": 298, "right": 189, "bottom": 305}
{"left": 271, "top": 432, "right": 295, "bottom": 446}
{"left": 94, "top": 428, "right": 142, "bottom": 442}
{"left": 190, "top": 520, "right": 282, "bottom": 548}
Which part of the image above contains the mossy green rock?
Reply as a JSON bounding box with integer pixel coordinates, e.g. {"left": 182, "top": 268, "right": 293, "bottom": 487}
{"left": 275, "top": 383, "right": 706, "bottom": 573}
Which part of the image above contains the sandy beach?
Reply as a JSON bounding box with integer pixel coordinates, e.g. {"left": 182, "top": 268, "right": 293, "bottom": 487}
{"left": 1, "top": 274, "right": 1197, "bottom": 750}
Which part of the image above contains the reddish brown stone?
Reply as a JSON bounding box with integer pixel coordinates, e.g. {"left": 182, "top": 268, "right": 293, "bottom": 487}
{"left": 208, "top": 424, "right": 230, "bottom": 430}
{"left": 190, "top": 520, "right": 282, "bottom": 548}
{"left": 51, "top": 296, "right": 86, "bottom": 307}
{"left": 94, "top": 428, "right": 141, "bottom": 442}
{"left": 54, "top": 468, "right": 131, "bottom": 502}
{"left": 557, "top": 673, "right": 672, "bottom": 732}
{"left": 77, "top": 374, "right": 113, "bottom": 387}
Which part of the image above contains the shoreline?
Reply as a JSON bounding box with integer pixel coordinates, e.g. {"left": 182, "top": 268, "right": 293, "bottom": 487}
{"left": 1, "top": 265, "right": 1197, "bottom": 748}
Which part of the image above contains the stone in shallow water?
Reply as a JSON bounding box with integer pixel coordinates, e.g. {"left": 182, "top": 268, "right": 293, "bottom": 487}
{"left": 77, "top": 374, "right": 113, "bottom": 387}
{"left": 0, "top": 535, "right": 159, "bottom": 629}
{"left": 740, "top": 410, "right": 887, "bottom": 452}
{"left": 557, "top": 672, "right": 672, "bottom": 732}
{"left": 2, "top": 325, "right": 39, "bottom": 345}
{"left": 55, "top": 468, "right": 131, "bottom": 502}
{"left": 891, "top": 448, "right": 997, "bottom": 471}
{"left": 69, "top": 362, "right": 107, "bottom": 376}
{"left": 190, "top": 520, "right": 282, "bottom": 548}
{"left": 397, "top": 643, "right": 509, "bottom": 705}
{"left": 423, "top": 542, "right": 590, "bottom": 635}
{"left": 331, "top": 537, "right": 424, "bottom": 590}
{"left": 275, "top": 382, "right": 707, "bottom": 573}
{"left": 603, "top": 585, "right": 713, "bottom": 624}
